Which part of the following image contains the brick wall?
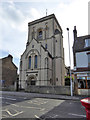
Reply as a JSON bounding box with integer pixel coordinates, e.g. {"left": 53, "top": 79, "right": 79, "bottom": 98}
{"left": 1, "top": 55, "right": 18, "bottom": 87}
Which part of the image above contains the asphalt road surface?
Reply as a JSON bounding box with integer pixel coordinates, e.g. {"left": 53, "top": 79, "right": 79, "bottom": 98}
{"left": 1, "top": 92, "right": 86, "bottom": 120}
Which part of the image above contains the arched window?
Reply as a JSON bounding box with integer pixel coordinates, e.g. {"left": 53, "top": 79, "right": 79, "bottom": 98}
{"left": 29, "top": 56, "right": 31, "bottom": 69}
{"left": 34, "top": 55, "right": 37, "bottom": 68}
{"left": 38, "top": 29, "right": 43, "bottom": 40}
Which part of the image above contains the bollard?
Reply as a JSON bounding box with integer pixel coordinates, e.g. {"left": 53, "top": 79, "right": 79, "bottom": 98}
{"left": 81, "top": 98, "right": 90, "bottom": 120}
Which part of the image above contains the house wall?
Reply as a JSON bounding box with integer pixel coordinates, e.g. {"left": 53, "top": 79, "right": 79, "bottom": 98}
{"left": 76, "top": 51, "right": 88, "bottom": 68}
{"left": 0, "top": 55, "right": 18, "bottom": 89}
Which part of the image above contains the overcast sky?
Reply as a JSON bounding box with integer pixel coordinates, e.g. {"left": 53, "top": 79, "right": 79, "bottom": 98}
{"left": 0, "top": 0, "right": 89, "bottom": 72}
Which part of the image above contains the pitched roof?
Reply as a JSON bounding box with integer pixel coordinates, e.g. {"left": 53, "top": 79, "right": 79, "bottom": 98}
{"left": 0, "top": 54, "right": 18, "bottom": 69}
{"left": 73, "top": 35, "right": 90, "bottom": 52}
{"left": 41, "top": 44, "right": 52, "bottom": 58}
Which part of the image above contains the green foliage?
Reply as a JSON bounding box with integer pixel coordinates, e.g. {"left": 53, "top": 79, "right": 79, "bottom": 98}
{"left": 65, "top": 76, "right": 74, "bottom": 86}
{"left": 65, "top": 76, "right": 74, "bottom": 81}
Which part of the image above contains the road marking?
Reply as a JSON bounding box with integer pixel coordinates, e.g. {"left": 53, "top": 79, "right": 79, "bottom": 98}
{"left": 7, "top": 110, "right": 23, "bottom": 117}
{"left": 1, "top": 97, "right": 16, "bottom": 101}
{"left": 68, "top": 113, "right": 86, "bottom": 117}
{"left": 2, "top": 108, "right": 23, "bottom": 117}
{"left": 5, "top": 97, "right": 16, "bottom": 101}
{"left": 11, "top": 103, "right": 44, "bottom": 111}
{"left": 35, "top": 115, "right": 40, "bottom": 119}
{"left": 11, "top": 104, "right": 20, "bottom": 107}
{"left": 27, "top": 100, "right": 48, "bottom": 105}
{"left": 4, "top": 102, "right": 45, "bottom": 111}
{"left": 40, "top": 108, "right": 45, "bottom": 111}
{"left": 35, "top": 115, "right": 42, "bottom": 120}
{"left": 48, "top": 114, "right": 59, "bottom": 118}
{"left": 27, "top": 98, "right": 48, "bottom": 105}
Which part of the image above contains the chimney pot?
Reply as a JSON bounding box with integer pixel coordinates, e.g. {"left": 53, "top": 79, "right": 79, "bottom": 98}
{"left": 74, "top": 26, "right": 76, "bottom": 30}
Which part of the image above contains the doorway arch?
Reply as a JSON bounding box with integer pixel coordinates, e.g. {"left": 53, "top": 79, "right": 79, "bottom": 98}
{"left": 27, "top": 75, "right": 36, "bottom": 86}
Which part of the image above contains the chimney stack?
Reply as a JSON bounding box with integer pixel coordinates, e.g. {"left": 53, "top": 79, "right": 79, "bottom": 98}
{"left": 73, "top": 26, "right": 77, "bottom": 41}
{"left": 8, "top": 54, "right": 13, "bottom": 62}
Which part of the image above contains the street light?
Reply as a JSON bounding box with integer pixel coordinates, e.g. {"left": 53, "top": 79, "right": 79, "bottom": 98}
{"left": 66, "top": 28, "right": 73, "bottom": 96}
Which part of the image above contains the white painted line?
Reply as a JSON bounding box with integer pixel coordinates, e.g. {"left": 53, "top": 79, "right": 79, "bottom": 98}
{"left": 35, "top": 115, "right": 42, "bottom": 120}
{"left": 6, "top": 110, "right": 23, "bottom": 117}
{"left": 68, "top": 113, "right": 86, "bottom": 117}
{"left": 40, "top": 108, "right": 45, "bottom": 111}
{"left": 5, "top": 102, "right": 12, "bottom": 104}
{"left": 35, "top": 115, "right": 40, "bottom": 119}
{"left": 5, "top": 97, "right": 16, "bottom": 101}
{"left": 2, "top": 108, "right": 23, "bottom": 117}
{"left": 1, "top": 97, "right": 16, "bottom": 101}
{"left": 11, "top": 103, "right": 44, "bottom": 111}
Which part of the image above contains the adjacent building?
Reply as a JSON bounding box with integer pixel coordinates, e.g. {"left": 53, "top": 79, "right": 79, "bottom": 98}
{"left": 20, "top": 14, "right": 65, "bottom": 89}
{"left": 73, "top": 26, "right": 90, "bottom": 95}
{"left": 0, "top": 54, "right": 18, "bottom": 89}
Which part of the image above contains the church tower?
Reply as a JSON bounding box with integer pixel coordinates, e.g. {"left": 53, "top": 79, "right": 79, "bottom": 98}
{"left": 19, "top": 14, "right": 65, "bottom": 89}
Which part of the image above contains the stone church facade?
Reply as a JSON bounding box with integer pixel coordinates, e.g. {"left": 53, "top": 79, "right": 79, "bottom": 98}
{"left": 20, "top": 14, "right": 65, "bottom": 89}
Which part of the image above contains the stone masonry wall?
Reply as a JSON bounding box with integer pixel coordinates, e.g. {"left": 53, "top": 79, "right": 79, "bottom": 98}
{"left": 25, "top": 86, "right": 71, "bottom": 95}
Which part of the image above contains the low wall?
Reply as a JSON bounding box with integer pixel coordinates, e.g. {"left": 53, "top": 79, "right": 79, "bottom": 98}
{"left": 78, "top": 89, "right": 90, "bottom": 96}
{"left": 1, "top": 85, "right": 16, "bottom": 91}
{"left": 25, "top": 86, "right": 71, "bottom": 95}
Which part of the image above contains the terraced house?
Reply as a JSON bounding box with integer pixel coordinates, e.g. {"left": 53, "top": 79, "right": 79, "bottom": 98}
{"left": 19, "top": 14, "right": 65, "bottom": 89}
{"left": 73, "top": 26, "right": 90, "bottom": 95}
{"left": 0, "top": 54, "right": 18, "bottom": 90}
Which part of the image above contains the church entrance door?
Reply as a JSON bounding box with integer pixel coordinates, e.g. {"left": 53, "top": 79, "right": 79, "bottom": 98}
{"left": 27, "top": 75, "right": 36, "bottom": 86}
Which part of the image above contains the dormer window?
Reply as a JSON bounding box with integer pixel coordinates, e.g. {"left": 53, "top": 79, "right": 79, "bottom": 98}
{"left": 85, "top": 39, "right": 90, "bottom": 48}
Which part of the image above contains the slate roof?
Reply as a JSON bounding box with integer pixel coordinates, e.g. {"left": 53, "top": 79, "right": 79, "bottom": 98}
{"left": 73, "top": 35, "right": 90, "bottom": 52}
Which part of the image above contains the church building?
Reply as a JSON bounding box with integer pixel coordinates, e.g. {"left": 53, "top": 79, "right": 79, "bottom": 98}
{"left": 19, "top": 14, "right": 65, "bottom": 89}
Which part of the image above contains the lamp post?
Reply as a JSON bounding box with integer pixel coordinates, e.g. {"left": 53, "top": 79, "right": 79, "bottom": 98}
{"left": 66, "top": 28, "right": 73, "bottom": 96}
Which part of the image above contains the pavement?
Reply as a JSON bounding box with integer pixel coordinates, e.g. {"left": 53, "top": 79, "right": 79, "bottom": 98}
{"left": 0, "top": 91, "right": 87, "bottom": 101}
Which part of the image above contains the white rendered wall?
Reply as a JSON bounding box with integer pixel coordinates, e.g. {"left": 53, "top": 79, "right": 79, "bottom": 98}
{"left": 76, "top": 51, "right": 88, "bottom": 68}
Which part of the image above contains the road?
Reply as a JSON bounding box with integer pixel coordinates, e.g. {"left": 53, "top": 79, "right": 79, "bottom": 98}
{"left": 1, "top": 92, "right": 86, "bottom": 120}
